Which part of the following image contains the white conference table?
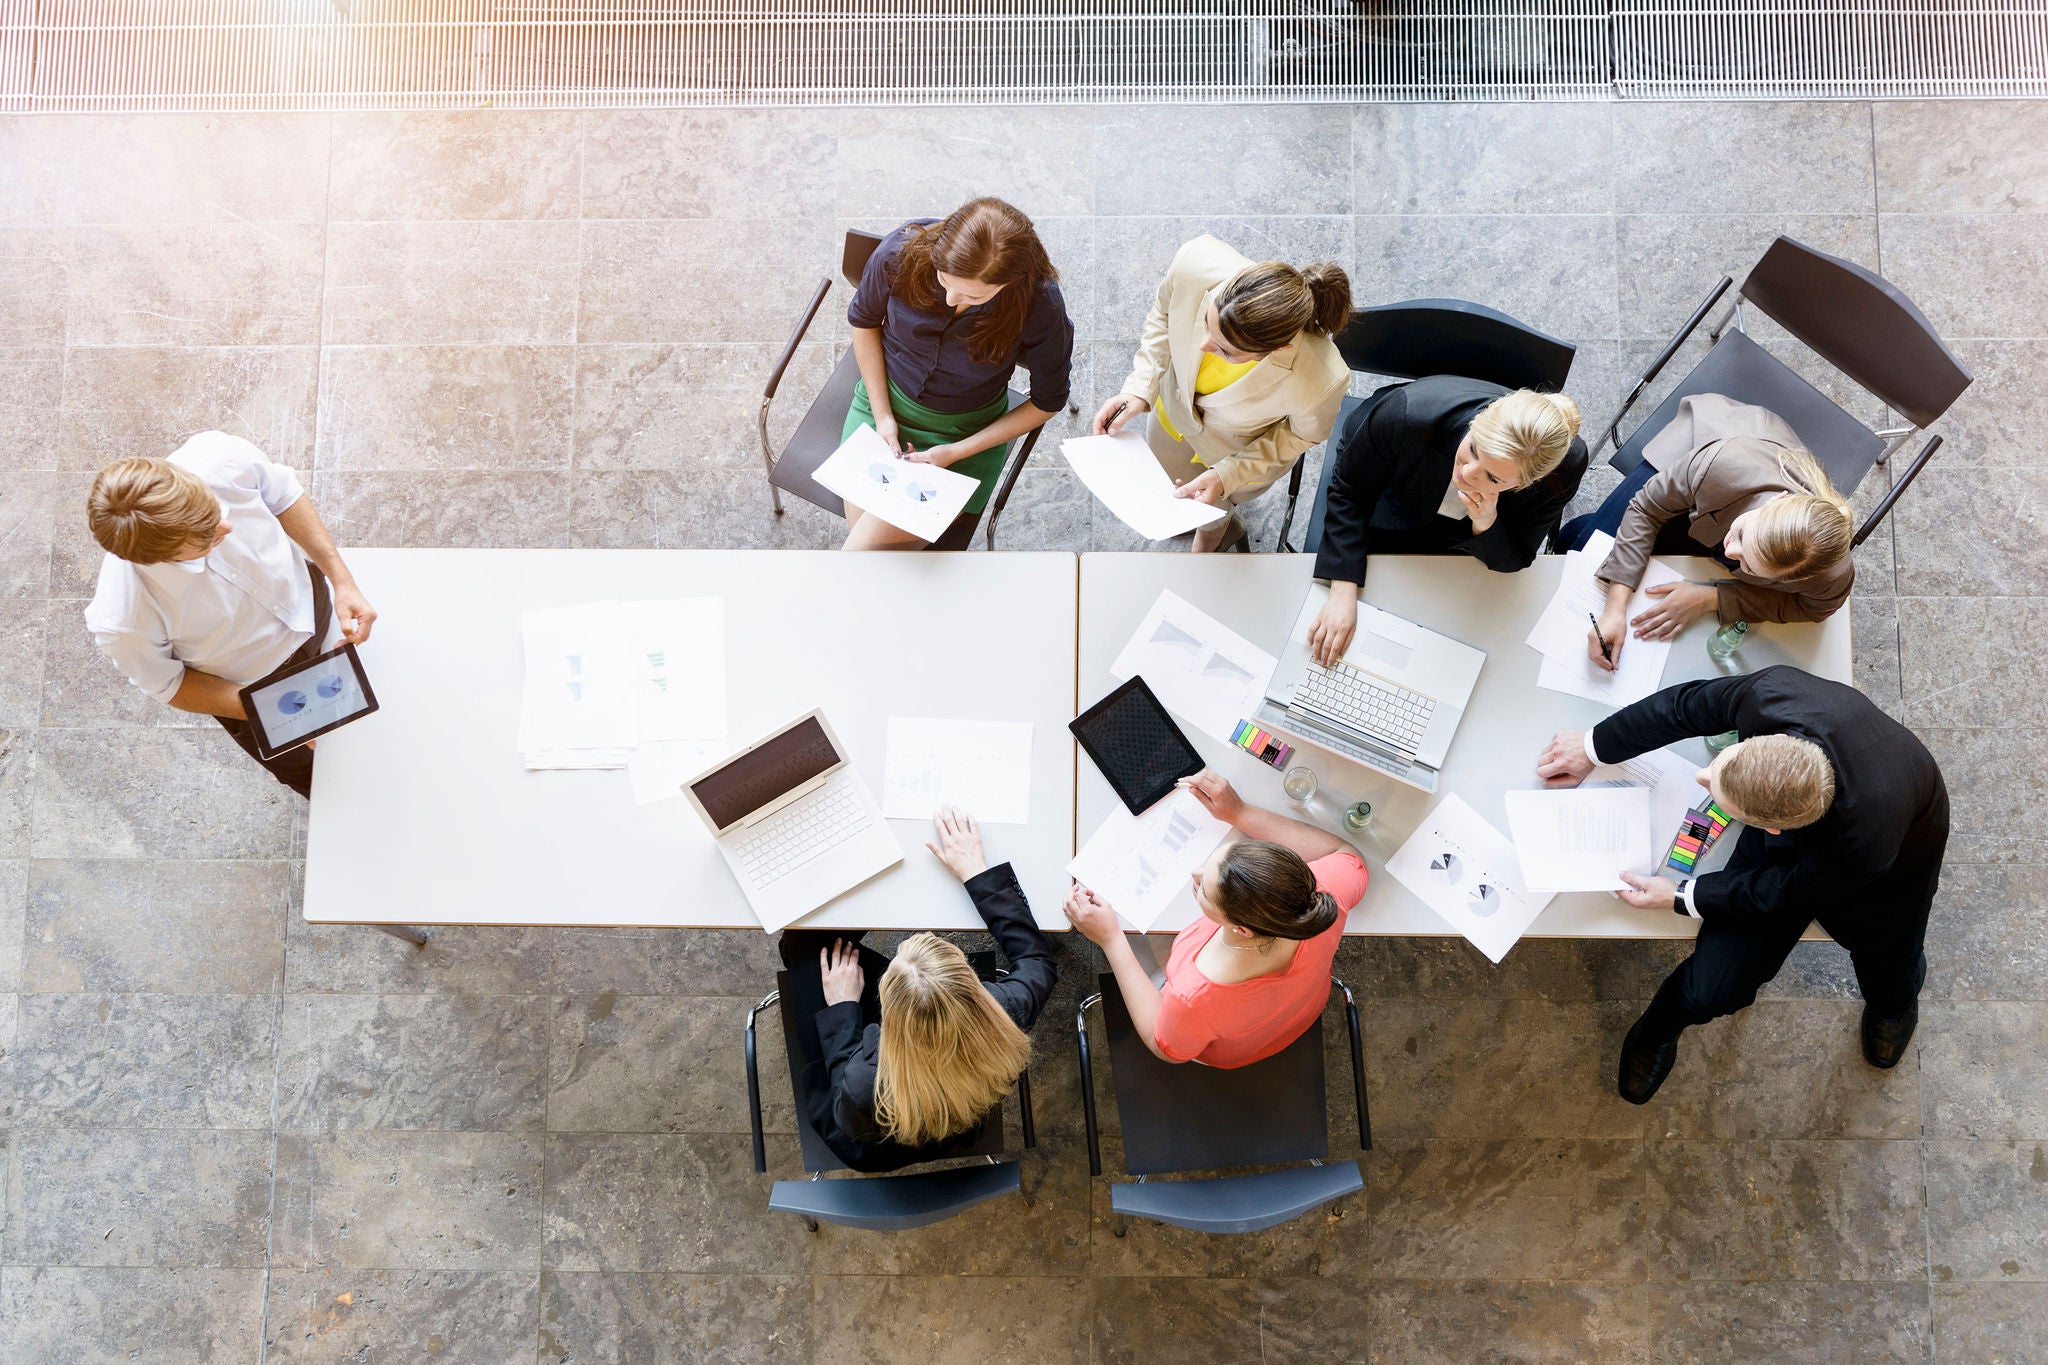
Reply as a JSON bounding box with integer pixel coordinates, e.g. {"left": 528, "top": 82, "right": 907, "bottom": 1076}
{"left": 1076, "top": 553, "right": 1851, "bottom": 940}
{"left": 303, "top": 551, "right": 1078, "bottom": 932}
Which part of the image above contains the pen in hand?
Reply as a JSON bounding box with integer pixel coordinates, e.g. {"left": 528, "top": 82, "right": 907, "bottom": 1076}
{"left": 1588, "top": 611, "right": 1614, "bottom": 666}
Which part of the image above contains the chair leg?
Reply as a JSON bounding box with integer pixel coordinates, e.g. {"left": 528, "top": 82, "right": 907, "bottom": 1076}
{"left": 1276, "top": 457, "right": 1305, "bottom": 554}
{"left": 1111, "top": 1212, "right": 1128, "bottom": 1238}
{"left": 803, "top": 1216, "right": 820, "bottom": 1233}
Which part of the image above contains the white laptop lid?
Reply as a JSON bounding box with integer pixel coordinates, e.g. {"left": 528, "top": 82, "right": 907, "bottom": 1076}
{"left": 682, "top": 710, "right": 848, "bottom": 836}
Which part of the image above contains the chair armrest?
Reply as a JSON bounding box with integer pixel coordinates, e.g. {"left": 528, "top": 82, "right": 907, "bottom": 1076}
{"left": 1853, "top": 434, "right": 1941, "bottom": 548}
{"left": 983, "top": 408, "right": 1046, "bottom": 550}
{"left": 1599, "top": 276, "right": 1733, "bottom": 457}
{"left": 1077, "top": 993, "right": 1104, "bottom": 1178}
{"left": 1332, "top": 977, "right": 1370, "bottom": 1152}
{"left": 758, "top": 278, "right": 836, "bottom": 476}
{"left": 744, "top": 990, "right": 780, "bottom": 1174}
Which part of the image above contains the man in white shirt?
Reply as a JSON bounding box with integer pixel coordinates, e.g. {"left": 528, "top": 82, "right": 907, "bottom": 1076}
{"left": 83, "top": 432, "right": 378, "bottom": 797}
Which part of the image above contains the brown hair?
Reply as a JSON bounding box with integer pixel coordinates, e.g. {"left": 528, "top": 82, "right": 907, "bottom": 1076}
{"left": 87, "top": 456, "right": 222, "bottom": 564}
{"left": 1746, "top": 447, "right": 1855, "bottom": 579}
{"left": 874, "top": 933, "right": 1034, "bottom": 1148}
{"left": 1215, "top": 260, "right": 1352, "bottom": 354}
{"left": 887, "top": 197, "right": 1057, "bottom": 367}
{"left": 1467, "top": 389, "right": 1585, "bottom": 487}
{"left": 1208, "top": 840, "right": 1342, "bottom": 941}
{"left": 1720, "top": 735, "right": 1836, "bottom": 830}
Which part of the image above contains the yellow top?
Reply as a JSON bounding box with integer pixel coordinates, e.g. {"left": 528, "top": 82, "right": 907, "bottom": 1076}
{"left": 1156, "top": 352, "right": 1261, "bottom": 448}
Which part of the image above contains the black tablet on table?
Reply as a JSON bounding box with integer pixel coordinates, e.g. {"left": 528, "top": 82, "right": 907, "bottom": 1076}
{"left": 236, "top": 642, "right": 379, "bottom": 761}
{"left": 1069, "top": 676, "right": 1204, "bottom": 815}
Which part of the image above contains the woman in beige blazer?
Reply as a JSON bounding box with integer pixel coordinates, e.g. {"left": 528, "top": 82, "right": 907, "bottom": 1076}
{"left": 1559, "top": 393, "right": 1857, "bottom": 671}
{"left": 1093, "top": 236, "right": 1352, "bottom": 552}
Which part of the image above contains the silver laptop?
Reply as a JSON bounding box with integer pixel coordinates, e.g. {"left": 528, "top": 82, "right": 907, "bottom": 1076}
{"left": 1252, "top": 584, "right": 1486, "bottom": 793}
{"left": 682, "top": 710, "right": 901, "bottom": 931}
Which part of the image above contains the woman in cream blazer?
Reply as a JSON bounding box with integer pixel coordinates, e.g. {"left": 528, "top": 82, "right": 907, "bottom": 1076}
{"left": 1094, "top": 236, "right": 1352, "bottom": 552}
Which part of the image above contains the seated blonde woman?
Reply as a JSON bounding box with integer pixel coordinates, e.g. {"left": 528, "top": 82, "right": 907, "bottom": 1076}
{"left": 1556, "top": 394, "right": 1856, "bottom": 671}
{"left": 776, "top": 805, "right": 1057, "bottom": 1171}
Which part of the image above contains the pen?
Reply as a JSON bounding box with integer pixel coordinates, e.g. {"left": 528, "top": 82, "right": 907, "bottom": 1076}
{"left": 1102, "top": 399, "right": 1127, "bottom": 431}
{"left": 1588, "top": 611, "right": 1614, "bottom": 665}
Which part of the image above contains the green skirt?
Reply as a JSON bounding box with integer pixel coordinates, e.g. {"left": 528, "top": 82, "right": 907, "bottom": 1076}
{"left": 843, "top": 380, "right": 1012, "bottom": 516}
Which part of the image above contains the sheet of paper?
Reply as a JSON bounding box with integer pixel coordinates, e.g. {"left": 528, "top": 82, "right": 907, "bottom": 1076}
{"left": 1061, "top": 430, "right": 1228, "bottom": 541}
{"left": 1386, "top": 793, "right": 1555, "bottom": 964}
{"left": 518, "top": 601, "right": 635, "bottom": 759}
{"left": 1504, "top": 786, "right": 1654, "bottom": 892}
{"left": 813, "top": 423, "right": 978, "bottom": 543}
{"left": 881, "top": 717, "right": 1034, "bottom": 824}
{"left": 628, "top": 598, "right": 726, "bottom": 743}
{"left": 625, "top": 739, "right": 728, "bottom": 806}
{"left": 1110, "top": 589, "right": 1279, "bottom": 741}
{"left": 1068, "top": 788, "right": 1230, "bottom": 933}
{"left": 1526, "top": 532, "right": 1684, "bottom": 709}
{"left": 1583, "top": 745, "right": 1704, "bottom": 874}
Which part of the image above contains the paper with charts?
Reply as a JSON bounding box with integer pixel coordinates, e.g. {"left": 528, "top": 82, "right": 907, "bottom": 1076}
{"left": 1386, "top": 793, "right": 1555, "bottom": 963}
{"left": 1112, "top": 589, "right": 1279, "bottom": 741}
{"left": 882, "top": 717, "right": 1034, "bottom": 824}
{"left": 1068, "top": 787, "right": 1230, "bottom": 932}
{"left": 1525, "top": 531, "right": 1685, "bottom": 708}
{"left": 813, "top": 423, "right": 978, "bottom": 543}
{"left": 1583, "top": 744, "right": 1704, "bottom": 875}
{"left": 1060, "top": 430, "right": 1228, "bottom": 541}
{"left": 1504, "top": 785, "right": 1653, "bottom": 892}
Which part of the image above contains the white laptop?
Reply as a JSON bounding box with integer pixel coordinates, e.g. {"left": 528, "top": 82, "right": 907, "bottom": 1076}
{"left": 682, "top": 710, "right": 901, "bottom": 931}
{"left": 1251, "top": 584, "right": 1487, "bottom": 793}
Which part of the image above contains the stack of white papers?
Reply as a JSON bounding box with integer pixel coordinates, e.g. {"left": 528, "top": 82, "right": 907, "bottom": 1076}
{"left": 1068, "top": 788, "right": 1230, "bottom": 932}
{"left": 1386, "top": 793, "right": 1554, "bottom": 964}
{"left": 1061, "top": 430, "right": 1228, "bottom": 541}
{"left": 1503, "top": 786, "right": 1653, "bottom": 892}
{"left": 1525, "top": 531, "right": 1684, "bottom": 708}
{"left": 1583, "top": 744, "right": 1706, "bottom": 875}
{"left": 882, "top": 717, "right": 1034, "bottom": 824}
{"left": 813, "top": 424, "right": 979, "bottom": 543}
{"left": 1111, "top": 590, "right": 1278, "bottom": 741}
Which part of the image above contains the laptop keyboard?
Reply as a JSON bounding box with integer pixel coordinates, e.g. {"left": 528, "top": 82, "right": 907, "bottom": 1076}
{"left": 733, "top": 783, "right": 871, "bottom": 889}
{"left": 1290, "top": 660, "right": 1437, "bottom": 757}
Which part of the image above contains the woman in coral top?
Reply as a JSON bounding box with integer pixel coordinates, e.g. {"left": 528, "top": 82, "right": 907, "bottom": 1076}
{"left": 1063, "top": 770, "right": 1368, "bottom": 1068}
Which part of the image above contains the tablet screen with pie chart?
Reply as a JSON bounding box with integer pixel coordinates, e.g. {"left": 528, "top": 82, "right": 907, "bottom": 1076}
{"left": 238, "top": 643, "right": 380, "bottom": 759}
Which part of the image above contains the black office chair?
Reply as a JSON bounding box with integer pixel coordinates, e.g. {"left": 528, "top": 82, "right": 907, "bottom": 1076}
{"left": 1283, "top": 298, "right": 1578, "bottom": 555}
{"left": 758, "top": 228, "right": 1045, "bottom": 551}
{"left": 742, "top": 953, "right": 1037, "bottom": 1232}
{"left": 1076, "top": 974, "right": 1369, "bottom": 1235}
{"left": 1600, "top": 235, "right": 1972, "bottom": 549}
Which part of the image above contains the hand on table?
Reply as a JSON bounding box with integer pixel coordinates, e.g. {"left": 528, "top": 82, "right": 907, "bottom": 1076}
{"left": 1308, "top": 589, "right": 1358, "bottom": 667}
{"left": 1092, "top": 394, "right": 1149, "bottom": 436}
{"left": 1062, "top": 884, "right": 1122, "bottom": 945}
{"left": 1616, "top": 871, "right": 1679, "bottom": 911}
{"left": 1178, "top": 768, "right": 1244, "bottom": 826}
{"left": 1587, "top": 606, "right": 1626, "bottom": 672}
{"left": 924, "top": 803, "right": 988, "bottom": 882}
{"left": 1630, "top": 582, "right": 1717, "bottom": 641}
{"left": 1536, "top": 729, "right": 1597, "bottom": 788}
{"left": 820, "top": 939, "right": 865, "bottom": 1006}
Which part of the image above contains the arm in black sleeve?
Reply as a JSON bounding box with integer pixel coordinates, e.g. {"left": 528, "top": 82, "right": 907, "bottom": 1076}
{"left": 812, "top": 1003, "right": 884, "bottom": 1144}
{"left": 1591, "top": 672, "right": 1756, "bottom": 765}
{"left": 1457, "top": 439, "right": 1588, "bottom": 572}
{"left": 1692, "top": 843, "right": 1861, "bottom": 923}
{"left": 846, "top": 231, "right": 896, "bottom": 329}
{"left": 1312, "top": 395, "right": 1402, "bottom": 586}
{"left": 1018, "top": 289, "right": 1074, "bottom": 414}
{"left": 963, "top": 862, "right": 1058, "bottom": 1030}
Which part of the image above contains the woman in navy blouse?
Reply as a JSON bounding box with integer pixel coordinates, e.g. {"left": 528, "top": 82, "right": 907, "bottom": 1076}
{"left": 842, "top": 197, "right": 1074, "bottom": 550}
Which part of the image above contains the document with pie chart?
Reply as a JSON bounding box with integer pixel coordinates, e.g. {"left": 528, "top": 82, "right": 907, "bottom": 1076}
{"left": 1387, "top": 792, "right": 1553, "bottom": 963}
{"left": 813, "top": 423, "right": 978, "bottom": 543}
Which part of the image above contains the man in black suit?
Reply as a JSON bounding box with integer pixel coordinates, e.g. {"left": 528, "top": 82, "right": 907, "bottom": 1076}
{"left": 1536, "top": 665, "right": 1948, "bottom": 1104}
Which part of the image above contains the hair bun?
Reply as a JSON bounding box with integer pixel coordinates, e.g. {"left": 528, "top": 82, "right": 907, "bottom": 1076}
{"left": 1543, "top": 390, "right": 1583, "bottom": 437}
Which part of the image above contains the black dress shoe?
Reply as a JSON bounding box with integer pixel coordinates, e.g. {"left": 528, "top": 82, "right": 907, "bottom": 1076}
{"left": 1618, "top": 1014, "right": 1680, "bottom": 1105}
{"left": 1861, "top": 1002, "right": 1919, "bottom": 1069}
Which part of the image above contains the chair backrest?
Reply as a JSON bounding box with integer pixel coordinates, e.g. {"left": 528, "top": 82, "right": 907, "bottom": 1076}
{"left": 842, "top": 229, "right": 886, "bottom": 287}
{"left": 1739, "top": 236, "right": 1972, "bottom": 429}
{"left": 1334, "top": 298, "right": 1576, "bottom": 392}
{"left": 1098, "top": 973, "right": 1328, "bottom": 1176}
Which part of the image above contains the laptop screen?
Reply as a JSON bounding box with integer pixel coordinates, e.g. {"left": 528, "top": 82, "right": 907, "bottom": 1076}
{"left": 690, "top": 715, "right": 840, "bottom": 830}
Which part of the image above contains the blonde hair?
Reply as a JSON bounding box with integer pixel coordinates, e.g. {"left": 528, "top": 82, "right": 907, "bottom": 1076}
{"left": 1467, "top": 390, "right": 1584, "bottom": 487}
{"left": 1720, "top": 734, "right": 1836, "bottom": 830}
{"left": 87, "top": 457, "right": 221, "bottom": 564}
{"left": 874, "top": 933, "right": 1033, "bottom": 1148}
{"left": 1746, "top": 447, "right": 1854, "bottom": 579}
{"left": 1216, "top": 260, "right": 1352, "bottom": 353}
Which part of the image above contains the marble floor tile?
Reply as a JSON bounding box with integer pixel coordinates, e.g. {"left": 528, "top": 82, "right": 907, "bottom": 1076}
{"left": 1611, "top": 103, "right": 1877, "bottom": 215}
{"left": 284, "top": 912, "right": 553, "bottom": 995}
{"left": 1614, "top": 214, "right": 1881, "bottom": 341}
{"left": 1930, "top": 1281, "right": 2048, "bottom": 1364}
{"left": 810, "top": 1274, "right": 1091, "bottom": 1365}
{"left": 0, "top": 114, "right": 330, "bottom": 226}
{"left": 314, "top": 344, "right": 575, "bottom": 471}
{"left": 1, "top": 993, "right": 277, "bottom": 1130}
{"left": 1915, "top": 726, "right": 2048, "bottom": 864}
{"left": 585, "top": 108, "right": 837, "bottom": 222}
{"left": 542, "top": 1131, "right": 812, "bottom": 1273}
{"left": 1853, "top": 595, "right": 1903, "bottom": 720}
{"left": 22, "top": 858, "right": 287, "bottom": 994}
{"left": 276, "top": 993, "right": 550, "bottom": 1132}
{"left": 568, "top": 467, "right": 843, "bottom": 550}
{"left": 1878, "top": 214, "right": 2048, "bottom": 340}
{"left": 63, "top": 222, "right": 326, "bottom": 348}
{"left": 0, "top": 729, "right": 27, "bottom": 861}
{"left": 1366, "top": 1139, "right": 1646, "bottom": 1281}
{"left": 1922, "top": 864, "right": 2048, "bottom": 1001}
{"left": 0, "top": 597, "right": 43, "bottom": 728}
{"left": 271, "top": 1130, "right": 545, "bottom": 1270}
{"left": 3, "top": 1128, "right": 273, "bottom": 1267}
{"left": 537, "top": 1271, "right": 810, "bottom": 1365}
{"left": 1356, "top": 934, "right": 1691, "bottom": 1003}
{"left": 1648, "top": 1282, "right": 1932, "bottom": 1365}
{"left": 988, "top": 467, "right": 1094, "bottom": 553}
{"left": 0, "top": 347, "right": 63, "bottom": 470}
{"left": 1093, "top": 105, "right": 1350, "bottom": 217}
{"left": 1920, "top": 338, "right": 2048, "bottom": 465}
{"left": 0, "top": 1266, "right": 268, "bottom": 1365}
{"left": 548, "top": 925, "right": 779, "bottom": 997}
{"left": 0, "top": 859, "right": 22, "bottom": 991}
{"left": 837, "top": 107, "right": 1098, "bottom": 220}
{"left": 577, "top": 218, "right": 838, "bottom": 345}
{"left": 1654, "top": 1000, "right": 1922, "bottom": 1140}
{"left": 1353, "top": 103, "right": 1615, "bottom": 216}
{"left": 38, "top": 600, "right": 210, "bottom": 729}
{"left": 322, "top": 220, "right": 580, "bottom": 346}
{"left": 264, "top": 1267, "right": 542, "bottom": 1364}
{"left": 1899, "top": 596, "right": 2048, "bottom": 727}
{"left": 1918, "top": 1002, "right": 2048, "bottom": 1138}
{"left": 549, "top": 993, "right": 788, "bottom": 1136}
{"left": 1352, "top": 215, "right": 1620, "bottom": 341}
{"left": 56, "top": 344, "right": 320, "bottom": 471}
{"left": 1093, "top": 1275, "right": 1375, "bottom": 1365}
{"left": 574, "top": 342, "right": 832, "bottom": 471}
{"left": 37, "top": 469, "right": 111, "bottom": 599}
{"left": 1874, "top": 101, "right": 2048, "bottom": 215}
{"left": 1091, "top": 215, "right": 1355, "bottom": 344}
{"left": 307, "top": 469, "right": 572, "bottom": 549}
{"left": 1925, "top": 1139, "right": 2048, "bottom": 1281}
{"left": 0, "top": 229, "right": 72, "bottom": 349}
{"left": 330, "top": 111, "right": 584, "bottom": 221}
{"left": 1366, "top": 1280, "right": 1649, "bottom": 1365}
{"left": 1646, "top": 1139, "right": 1927, "bottom": 1281}
{"left": 27, "top": 728, "right": 296, "bottom": 859}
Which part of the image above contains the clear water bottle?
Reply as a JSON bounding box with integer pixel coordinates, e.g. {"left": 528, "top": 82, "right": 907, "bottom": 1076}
{"left": 1343, "top": 800, "right": 1374, "bottom": 834}
{"left": 1705, "top": 729, "right": 1741, "bottom": 754}
{"left": 1707, "top": 619, "right": 1749, "bottom": 663}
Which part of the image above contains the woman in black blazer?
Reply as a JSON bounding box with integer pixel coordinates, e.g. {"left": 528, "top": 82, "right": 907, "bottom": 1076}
{"left": 776, "top": 805, "right": 1057, "bottom": 1173}
{"left": 1308, "top": 375, "right": 1588, "bottom": 664}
